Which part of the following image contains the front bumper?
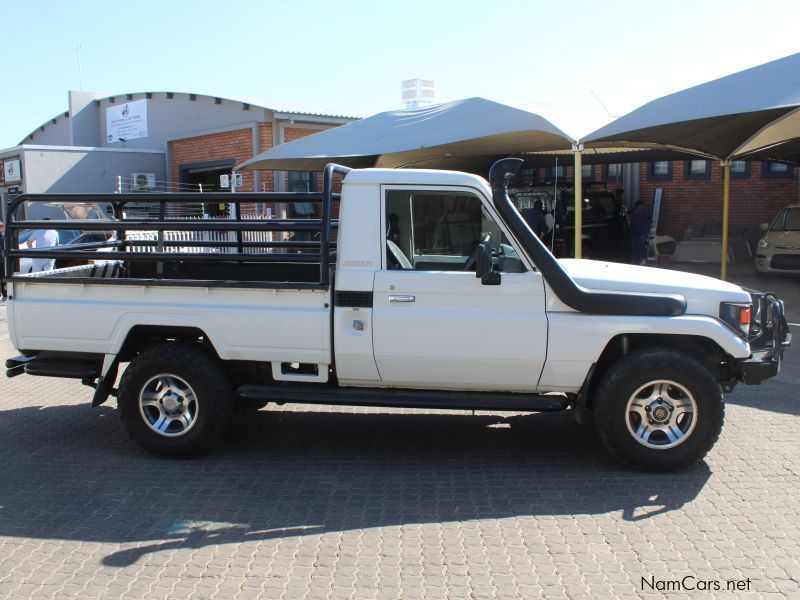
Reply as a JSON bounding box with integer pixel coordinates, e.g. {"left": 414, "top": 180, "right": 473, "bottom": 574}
{"left": 755, "top": 253, "right": 800, "bottom": 274}
{"left": 737, "top": 292, "right": 791, "bottom": 385}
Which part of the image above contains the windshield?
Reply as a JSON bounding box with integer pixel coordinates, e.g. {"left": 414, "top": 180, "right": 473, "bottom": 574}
{"left": 24, "top": 202, "right": 107, "bottom": 221}
{"left": 771, "top": 207, "right": 800, "bottom": 231}
{"left": 514, "top": 191, "right": 554, "bottom": 212}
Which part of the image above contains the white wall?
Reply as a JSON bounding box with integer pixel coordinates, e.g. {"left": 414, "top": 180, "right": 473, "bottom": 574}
{"left": 22, "top": 148, "right": 165, "bottom": 193}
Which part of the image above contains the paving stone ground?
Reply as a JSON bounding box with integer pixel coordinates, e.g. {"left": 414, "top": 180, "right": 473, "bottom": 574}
{"left": 0, "top": 270, "right": 798, "bottom": 599}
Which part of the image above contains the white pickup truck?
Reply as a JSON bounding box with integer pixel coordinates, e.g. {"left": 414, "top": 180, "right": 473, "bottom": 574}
{"left": 3, "top": 159, "right": 791, "bottom": 470}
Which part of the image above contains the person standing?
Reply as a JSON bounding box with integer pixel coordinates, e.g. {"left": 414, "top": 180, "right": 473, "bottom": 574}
{"left": 629, "top": 200, "right": 652, "bottom": 265}
{"left": 520, "top": 201, "right": 548, "bottom": 238}
{"left": 28, "top": 218, "right": 59, "bottom": 273}
{"left": 0, "top": 220, "right": 6, "bottom": 300}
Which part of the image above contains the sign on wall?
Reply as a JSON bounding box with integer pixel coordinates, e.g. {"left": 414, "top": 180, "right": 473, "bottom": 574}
{"left": 106, "top": 99, "right": 148, "bottom": 143}
{"left": 3, "top": 159, "right": 22, "bottom": 182}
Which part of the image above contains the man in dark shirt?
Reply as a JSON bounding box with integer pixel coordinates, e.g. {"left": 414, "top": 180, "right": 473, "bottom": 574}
{"left": 629, "top": 200, "right": 652, "bottom": 265}
{"left": 0, "top": 220, "right": 6, "bottom": 299}
{"left": 520, "top": 201, "right": 548, "bottom": 238}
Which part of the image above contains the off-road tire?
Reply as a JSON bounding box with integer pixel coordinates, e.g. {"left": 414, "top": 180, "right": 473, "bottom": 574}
{"left": 118, "top": 343, "right": 233, "bottom": 457}
{"left": 593, "top": 347, "right": 724, "bottom": 471}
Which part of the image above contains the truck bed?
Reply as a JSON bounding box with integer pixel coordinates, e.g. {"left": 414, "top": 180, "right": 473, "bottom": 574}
{"left": 9, "top": 262, "right": 332, "bottom": 366}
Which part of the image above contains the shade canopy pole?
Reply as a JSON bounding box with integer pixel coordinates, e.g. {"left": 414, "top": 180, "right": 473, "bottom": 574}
{"left": 721, "top": 161, "right": 731, "bottom": 281}
{"left": 573, "top": 144, "right": 584, "bottom": 259}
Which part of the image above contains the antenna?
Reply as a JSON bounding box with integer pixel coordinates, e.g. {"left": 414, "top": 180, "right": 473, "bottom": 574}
{"left": 76, "top": 44, "right": 84, "bottom": 91}
{"left": 590, "top": 90, "right": 619, "bottom": 119}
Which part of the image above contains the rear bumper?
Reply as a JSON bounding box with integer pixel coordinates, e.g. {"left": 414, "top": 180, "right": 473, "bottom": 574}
{"left": 736, "top": 293, "right": 791, "bottom": 385}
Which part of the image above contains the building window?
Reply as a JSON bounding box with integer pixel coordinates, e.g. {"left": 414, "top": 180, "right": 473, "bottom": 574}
{"left": 729, "top": 160, "right": 751, "bottom": 179}
{"left": 551, "top": 165, "right": 565, "bottom": 179}
{"left": 604, "top": 163, "right": 622, "bottom": 182}
{"left": 761, "top": 161, "right": 793, "bottom": 179}
{"left": 582, "top": 164, "right": 594, "bottom": 180}
{"left": 288, "top": 171, "right": 318, "bottom": 193}
{"left": 288, "top": 172, "right": 318, "bottom": 228}
{"left": 517, "top": 168, "right": 537, "bottom": 185}
{"left": 648, "top": 161, "right": 673, "bottom": 181}
{"left": 684, "top": 159, "right": 711, "bottom": 180}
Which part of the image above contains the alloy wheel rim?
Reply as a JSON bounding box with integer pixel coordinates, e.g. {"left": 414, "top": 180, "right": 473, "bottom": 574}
{"left": 138, "top": 373, "right": 199, "bottom": 438}
{"left": 625, "top": 380, "right": 697, "bottom": 449}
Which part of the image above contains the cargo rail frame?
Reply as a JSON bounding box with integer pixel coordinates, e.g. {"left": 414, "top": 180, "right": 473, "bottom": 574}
{"left": 4, "top": 164, "right": 350, "bottom": 290}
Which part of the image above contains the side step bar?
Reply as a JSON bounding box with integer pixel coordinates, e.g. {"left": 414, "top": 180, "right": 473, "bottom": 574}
{"left": 6, "top": 355, "right": 100, "bottom": 380}
{"left": 237, "top": 384, "right": 568, "bottom": 412}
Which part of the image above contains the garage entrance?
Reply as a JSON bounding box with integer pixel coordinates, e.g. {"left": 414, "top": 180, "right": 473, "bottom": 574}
{"left": 179, "top": 159, "right": 235, "bottom": 217}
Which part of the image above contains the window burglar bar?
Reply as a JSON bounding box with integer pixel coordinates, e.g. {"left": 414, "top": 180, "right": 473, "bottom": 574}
{"left": 4, "top": 163, "right": 351, "bottom": 290}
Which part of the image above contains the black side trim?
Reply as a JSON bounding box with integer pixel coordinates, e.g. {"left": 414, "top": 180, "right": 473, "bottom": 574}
{"left": 335, "top": 291, "right": 373, "bottom": 308}
{"left": 237, "top": 384, "right": 568, "bottom": 412}
{"left": 489, "top": 158, "right": 686, "bottom": 317}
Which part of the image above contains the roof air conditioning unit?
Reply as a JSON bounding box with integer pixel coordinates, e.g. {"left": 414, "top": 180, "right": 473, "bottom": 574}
{"left": 131, "top": 172, "right": 157, "bottom": 191}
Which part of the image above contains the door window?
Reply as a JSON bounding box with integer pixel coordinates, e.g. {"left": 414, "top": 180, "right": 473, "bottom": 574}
{"left": 385, "top": 190, "right": 525, "bottom": 273}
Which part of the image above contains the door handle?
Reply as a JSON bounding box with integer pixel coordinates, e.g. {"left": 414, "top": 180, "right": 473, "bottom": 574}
{"left": 389, "top": 294, "right": 416, "bottom": 303}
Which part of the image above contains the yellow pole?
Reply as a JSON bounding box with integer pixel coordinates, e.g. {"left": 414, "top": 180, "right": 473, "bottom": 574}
{"left": 573, "top": 144, "right": 583, "bottom": 258}
{"left": 721, "top": 161, "right": 731, "bottom": 280}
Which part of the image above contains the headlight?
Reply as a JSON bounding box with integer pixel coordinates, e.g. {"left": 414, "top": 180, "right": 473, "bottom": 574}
{"left": 758, "top": 239, "right": 769, "bottom": 249}
{"left": 720, "top": 302, "right": 752, "bottom": 337}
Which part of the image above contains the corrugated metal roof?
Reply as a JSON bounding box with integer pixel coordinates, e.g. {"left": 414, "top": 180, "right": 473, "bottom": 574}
{"left": 21, "top": 91, "right": 361, "bottom": 145}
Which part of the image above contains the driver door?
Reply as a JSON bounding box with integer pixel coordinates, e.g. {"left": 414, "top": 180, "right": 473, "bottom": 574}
{"left": 372, "top": 186, "right": 548, "bottom": 392}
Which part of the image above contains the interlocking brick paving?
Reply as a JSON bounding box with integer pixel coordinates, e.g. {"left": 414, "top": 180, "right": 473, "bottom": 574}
{"left": 0, "top": 296, "right": 798, "bottom": 599}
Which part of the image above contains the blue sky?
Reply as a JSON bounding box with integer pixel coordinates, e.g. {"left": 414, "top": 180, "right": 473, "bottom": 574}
{"left": 2, "top": 0, "right": 798, "bottom": 148}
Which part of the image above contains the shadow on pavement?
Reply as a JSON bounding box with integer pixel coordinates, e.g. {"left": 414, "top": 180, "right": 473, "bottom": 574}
{"left": 0, "top": 403, "right": 712, "bottom": 567}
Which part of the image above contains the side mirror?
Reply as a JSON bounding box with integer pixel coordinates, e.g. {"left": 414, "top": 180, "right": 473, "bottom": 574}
{"left": 475, "top": 235, "right": 501, "bottom": 286}
{"left": 759, "top": 222, "right": 769, "bottom": 231}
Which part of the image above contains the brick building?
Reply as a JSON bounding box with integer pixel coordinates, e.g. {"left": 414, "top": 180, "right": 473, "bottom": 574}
{"left": 520, "top": 158, "right": 797, "bottom": 242}
{"left": 0, "top": 90, "right": 356, "bottom": 218}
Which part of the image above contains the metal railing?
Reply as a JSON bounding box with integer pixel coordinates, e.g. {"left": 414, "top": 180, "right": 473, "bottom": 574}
{"left": 4, "top": 163, "right": 351, "bottom": 290}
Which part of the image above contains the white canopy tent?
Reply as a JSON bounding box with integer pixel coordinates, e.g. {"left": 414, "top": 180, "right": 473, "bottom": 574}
{"left": 583, "top": 51, "right": 800, "bottom": 278}
{"left": 237, "top": 97, "right": 574, "bottom": 172}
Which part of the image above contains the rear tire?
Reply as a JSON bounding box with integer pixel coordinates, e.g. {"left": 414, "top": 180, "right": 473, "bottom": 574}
{"left": 593, "top": 347, "right": 723, "bottom": 471}
{"left": 118, "top": 343, "right": 233, "bottom": 458}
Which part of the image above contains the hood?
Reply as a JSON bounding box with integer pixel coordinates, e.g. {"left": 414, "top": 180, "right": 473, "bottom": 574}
{"left": 557, "top": 259, "right": 751, "bottom": 316}
{"left": 764, "top": 230, "right": 800, "bottom": 247}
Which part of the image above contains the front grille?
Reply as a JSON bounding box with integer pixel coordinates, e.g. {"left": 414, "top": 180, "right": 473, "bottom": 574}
{"left": 770, "top": 254, "right": 800, "bottom": 270}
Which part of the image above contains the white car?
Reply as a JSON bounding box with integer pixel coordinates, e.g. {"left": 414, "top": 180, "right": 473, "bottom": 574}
{"left": 14, "top": 201, "right": 111, "bottom": 273}
{"left": 755, "top": 203, "right": 800, "bottom": 275}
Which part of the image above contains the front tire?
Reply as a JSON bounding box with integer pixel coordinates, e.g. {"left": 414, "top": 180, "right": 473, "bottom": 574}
{"left": 118, "top": 343, "right": 233, "bottom": 457}
{"left": 593, "top": 348, "right": 724, "bottom": 471}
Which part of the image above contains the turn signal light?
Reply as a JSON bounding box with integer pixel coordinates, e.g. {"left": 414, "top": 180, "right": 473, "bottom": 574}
{"left": 739, "top": 306, "right": 751, "bottom": 326}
